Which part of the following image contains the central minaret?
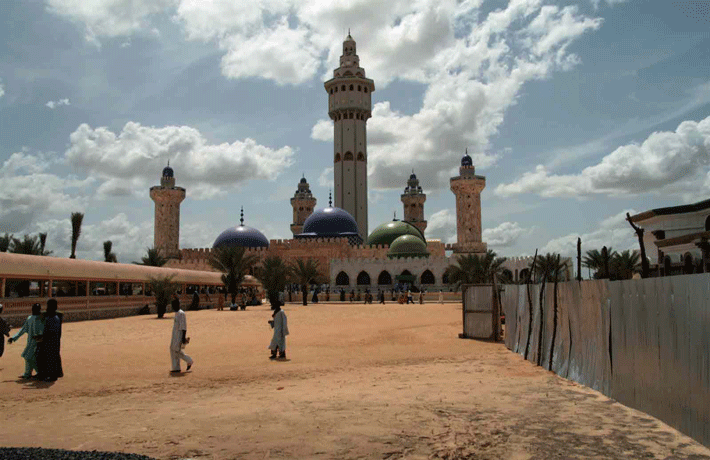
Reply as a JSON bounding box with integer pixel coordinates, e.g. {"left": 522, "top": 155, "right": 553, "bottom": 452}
{"left": 450, "top": 150, "right": 487, "bottom": 254}
{"left": 149, "top": 162, "right": 186, "bottom": 259}
{"left": 325, "top": 32, "right": 375, "bottom": 239}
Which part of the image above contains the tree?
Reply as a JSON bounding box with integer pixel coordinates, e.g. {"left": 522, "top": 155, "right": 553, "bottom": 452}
{"left": 209, "top": 246, "right": 260, "bottom": 305}
{"left": 530, "top": 253, "right": 568, "bottom": 283}
{"left": 103, "top": 240, "right": 118, "bottom": 263}
{"left": 610, "top": 250, "right": 640, "bottom": 280}
{"left": 134, "top": 247, "right": 167, "bottom": 267}
{"left": 582, "top": 247, "right": 617, "bottom": 279}
{"left": 70, "top": 212, "right": 84, "bottom": 259}
{"left": 9, "top": 234, "right": 52, "bottom": 256}
{"left": 39, "top": 233, "right": 48, "bottom": 256}
{"left": 0, "top": 233, "right": 11, "bottom": 252}
{"left": 148, "top": 275, "right": 177, "bottom": 319}
{"left": 444, "top": 250, "right": 507, "bottom": 290}
{"left": 259, "top": 256, "right": 289, "bottom": 308}
{"left": 626, "top": 212, "right": 650, "bottom": 278}
{"left": 288, "top": 258, "right": 323, "bottom": 306}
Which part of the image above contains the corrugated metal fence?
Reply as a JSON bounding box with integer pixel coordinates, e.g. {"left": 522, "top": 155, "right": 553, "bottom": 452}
{"left": 501, "top": 274, "right": 710, "bottom": 448}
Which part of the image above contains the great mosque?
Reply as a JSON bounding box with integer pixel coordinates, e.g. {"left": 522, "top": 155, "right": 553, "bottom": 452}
{"left": 150, "top": 34, "right": 543, "bottom": 290}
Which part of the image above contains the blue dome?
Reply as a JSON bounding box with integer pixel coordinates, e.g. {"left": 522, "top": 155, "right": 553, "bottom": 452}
{"left": 298, "top": 206, "right": 359, "bottom": 238}
{"left": 409, "top": 172, "right": 417, "bottom": 180}
{"left": 162, "top": 165, "right": 174, "bottom": 178}
{"left": 213, "top": 225, "right": 269, "bottom": 249}
{"left": 461, "top": 151, "right": 473, "bottom": 167}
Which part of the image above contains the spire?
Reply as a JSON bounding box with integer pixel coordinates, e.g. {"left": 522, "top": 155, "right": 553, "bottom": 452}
{"left": 393, "top": 211, "right": 397, "bottom": 221}
{"left": 240, "top": 207, "right": 244, "bottom": 226}
{"left": 167, "top": 159, "right": 170, "bottom": 167}
{"left": 328, "top": 190, "right": 332, "bottom": 207}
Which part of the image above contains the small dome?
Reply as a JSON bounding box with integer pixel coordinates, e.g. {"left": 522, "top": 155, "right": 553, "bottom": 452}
{"left": 213, "top": 225, "right": 269, "bottom": 249}
{"left": 162, "top": 165, "right": 174, "bottom": 178}
{"left": 461, "top": 151, "right": 473, "bottom": 167}
{"left": 388, "top": 234, "right": 429, "bottom": 259}
{"left": 299, "top": 206, "right": 359, "bottom": 238}
{"left": 300, "top": 177, "right": 307, "bottom": 184}
{"left": 409, "top": 172, "right": 417, "bottom": 180}
{"left": 367, "top": 220, "right": 424, "bottom": 247}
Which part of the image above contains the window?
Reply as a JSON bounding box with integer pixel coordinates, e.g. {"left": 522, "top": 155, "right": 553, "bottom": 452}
{"left": 357, "top": 152, "right": 365, "bottom": 161}
{"left": 335, "top": 153, "right": 342, "bottom": 162}
{"left": 378, "top": 271, "right": 392, "bottom": 285}
{"left": 341, "top": 85, "right": 346, "bottom": 91}
{"left": 358, "top": 85, "right": 361, "bottom": 91}
{"left": 420, "top": 270, "right": 435, "bottom": 285}
{"left": 330, "top": 88, "right": 333, "bottom": 94}
{"left": 349, "top": 84, "right": 354, "bottom": 90}
{"left": 336, "top": 271, "right": 350, "bottom": 286}
{"left": 364, "top": 88, "right": 368, "bottom": 93}
{"left": 335, "top": 87, "right": 338, "bottom": 93}
{"left": 344, "top": 152, "right": 353, "bottom": 161}
{"left": 357, "top": 271, "right": 371, "bottom": 285}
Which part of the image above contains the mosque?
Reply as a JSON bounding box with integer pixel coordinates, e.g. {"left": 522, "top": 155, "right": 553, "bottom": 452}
{"left": 150, "top": 33, "right": 546, "bottom": 290}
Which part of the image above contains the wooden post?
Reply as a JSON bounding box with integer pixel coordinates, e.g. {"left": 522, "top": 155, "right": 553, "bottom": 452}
{"left": 0, "top": 277, "right": 5, "bottom": 298}
{"left": 48, "top": 279, "right": 53, "bottom": 297}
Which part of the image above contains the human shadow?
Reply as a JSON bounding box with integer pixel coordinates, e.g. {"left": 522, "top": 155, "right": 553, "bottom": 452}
{"left": 21, "top": 378, "right": 56, "bottom": 389}
{"left": 168, "top": 371, "right": 187, "bottom": 377}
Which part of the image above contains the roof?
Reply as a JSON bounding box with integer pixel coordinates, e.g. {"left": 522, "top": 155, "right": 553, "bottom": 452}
{"left": 298, "top": 206, "right": 359, "bottom": 238}
{"left": 387, "top": 234, "right": 429, "bottom": 259}
{"left": 629, "top": 198, "right": 710, "bottom": 223}
{"left": 367, "top": 220, "right": 425, "bottom": 247}
{"left": 654, "top": 230, "right": 710, "bottom": 249}
{"left": 213, "top": 225, "right": 270, "bottom": 249}
{"left": 0, "top": 252, "right": 228, "bottom": 285}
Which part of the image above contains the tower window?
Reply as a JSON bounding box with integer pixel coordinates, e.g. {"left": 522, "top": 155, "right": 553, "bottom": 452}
{"left": 344, "top": 152, "right": 353, "bottom": 161}
{"left": 334, "top": 87, "right": 338, "bottom": 93}
{"left": 364, "top": 88, "right": 368, "bottom": 93}
{"left": 357, "top": 152, "right": 365, "bottom": 161}
{"left": 335, "top": 153, "right": 342, "bottom": 162}
{"left": 341, "top": 85, "right": 346, "bottom": 91}
{"left": 358, "top": 85, "right": 361, "bottom": 91}
{"left": 349, "top": 84, "right": 354, "bottom": 90}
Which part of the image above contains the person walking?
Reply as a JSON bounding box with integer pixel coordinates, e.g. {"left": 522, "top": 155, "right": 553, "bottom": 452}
{"left": 190, "top": 290, "right": 200, "bottom": 311}
{"left": 378, "top": 290, "right": 385, "bottom": 304}
{"left": 406, "top": 290, "right": 413, "bottom": 304}
{"left": 0, "top": 304, "right": 11, "bottom": 360}
{"left": 7, "top": 303, "right": 43, "bottom": 379}
{"left": 170, "top": 295, "right": 193, "bottom": 373}
{"left": 37, "top": 299, "right": 63, "bottom": 382}
{"left": 217, "top": 292, "right": 225, "bottom": 311}
{"left": 438, "top": 290, "right": 443, "bottom": 303}
{"left": 419, "top": 290, "right": 424, "bottom": 304}
{"left": 268, "top": 302, "right": 289, "bottom": 360}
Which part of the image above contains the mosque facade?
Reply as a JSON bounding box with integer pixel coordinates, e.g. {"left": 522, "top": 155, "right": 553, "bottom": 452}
{"left": 154, "top": 34, "right": 566, "bottom": 290}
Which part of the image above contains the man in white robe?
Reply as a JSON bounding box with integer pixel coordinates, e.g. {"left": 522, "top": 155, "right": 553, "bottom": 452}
{"left": 268, "top": 303, "right": 289, "bottom": 360}
{"left": 170, "top": 299, "right": 193, "bottom": 373}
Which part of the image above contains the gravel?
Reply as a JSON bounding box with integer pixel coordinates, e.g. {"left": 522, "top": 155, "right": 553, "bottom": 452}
{"left": 0, "top": 447, "right": 157, "bottom": 460}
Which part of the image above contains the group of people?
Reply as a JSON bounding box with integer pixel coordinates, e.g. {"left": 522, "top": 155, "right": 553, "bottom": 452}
{"left": 3, "top": 299, "right": 64, "bottom": 382}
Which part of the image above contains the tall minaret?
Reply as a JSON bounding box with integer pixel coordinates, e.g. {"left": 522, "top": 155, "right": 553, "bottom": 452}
{"left": 325, "top": 32, "right": 375, "bottom": 239}
{"left": 290, "top": 176, "right": 317, "bottom": 236}
{"left": 401, "top": 171, "right": 427, "bottom": 236}
{"left": 450, "top": 150, "right": 487, "bottom": 254}
{"left": 149, "top": 162, "right": 186, "bottom": 259}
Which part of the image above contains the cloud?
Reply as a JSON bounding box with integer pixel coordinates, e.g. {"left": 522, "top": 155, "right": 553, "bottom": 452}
{"left": 483, "top": 221, "right": 533, "bottom": 248}
{"left": 426, "top": 209, "right": 457, "bottom": 244}
{"left": 590, "top": 0, "right": 628, "bottom": 9}
{"left": 0, "top": 151, "right": 91, "bottom": 233}
{"left": 64, "top": 122, "right": 295, "bottom": 199}
{"left": 46, "top": 98, "right": 71, "bottom": 109}
{"left": 0, "top": 78, "right": 4, "bottom": 98}
{"left": 539, "top": 209, "right": 638, "bottom": 258}
{"left": 311, "top": 119, "right": 333, "bottom": 142}
{"left": 318, "top": 167, "right": 334, "bottom": 187}
{"left": 495, "top": 115, "right": 710, "bottom": 199}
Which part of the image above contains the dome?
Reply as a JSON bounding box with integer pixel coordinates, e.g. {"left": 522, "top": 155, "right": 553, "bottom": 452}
{"left": 300, "top": 177, "right": 307, "bottom": 184}
{"left": 162, "top": 165, "right": 174, "bottom": 178}
{"left": 409, "top": 172, "right": 417, "bottom": 180}
{"left": 213, "top": 225, "right": 269, "bottom": 249}
{"left": 461, "top": 151, "right": 473, "bottom": 167}
{"left": 367, "top": 220, "right": 424, "bottom": 247}
{"left": 388, "top": 234, "right": 429, "bottom": 259}
{"left": 298, "top": 206, "right": 359, "bottom": 238}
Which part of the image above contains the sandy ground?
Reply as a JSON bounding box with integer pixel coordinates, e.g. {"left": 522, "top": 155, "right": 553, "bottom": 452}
{"left": 1, "top": 302, "right": 709, "bottom": 460}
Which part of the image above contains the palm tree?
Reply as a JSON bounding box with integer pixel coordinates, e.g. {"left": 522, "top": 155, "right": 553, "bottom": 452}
{"left": 610, "top": 250, "right": 640, "bottom": 280}
{"left": 103, "top": 240, "right": 117, "bottom": 263}
{"left": 209, "top": 246, "right": 260, "bottom": 305}
{"left": 444, "top": 250, "right": 507, "bottom": 290}
{"left": 288, "top": 258, "right": 323, "bottom": 306}
{"left": 531, "top": 253, "right": 568, "bottom": 283}
{"left": 0, "top": 233, "right": 12, "bottom": 252}
{"left": 69, "top": 212, "right": 84, "bottom": 259}
{"left": 582, "top": 247, "right": 617, "bottom": 279}
{"left": 134, "top": 247, "right": 167, "bottom": 267}
{"left": 9, "top": 234, "right": 52, "bottom": 255}
{"left": 148, "top": 275, "right": 177, "bottom": 319}
{"left": 259, "top": 256, "right": 290, "bottom": 308}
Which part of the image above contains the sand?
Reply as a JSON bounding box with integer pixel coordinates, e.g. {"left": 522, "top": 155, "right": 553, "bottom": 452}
{"left": 1, "top": 301, "right": 709, "bottom": 460}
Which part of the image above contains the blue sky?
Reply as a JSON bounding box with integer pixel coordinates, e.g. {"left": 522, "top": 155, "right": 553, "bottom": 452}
{"left": 1, "top": 0, "right": 709, "bottom": 262}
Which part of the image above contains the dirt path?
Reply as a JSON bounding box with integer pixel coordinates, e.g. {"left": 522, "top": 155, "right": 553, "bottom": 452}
{"left": 0, "top": 302, "right": 708, "bottom": 459}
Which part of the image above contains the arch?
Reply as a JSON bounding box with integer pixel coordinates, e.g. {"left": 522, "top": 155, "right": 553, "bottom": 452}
{"left": 344, "top": 152, "right": 354, "bottom": 161}
{"left": 664, "top": 256, "right": 672, "bottom": 276}
{"left": 357, "top": 152, "right": 365, "bottom": 161}
{"left": 378, "top": 270, "right": 392, "bottom": 285}
{"left": 341, "top": 85, "right": 346, "bottom": 91}
{"left": 420, "top": 270, "right": 435, "bottom": 285}
{"left": 335, "top": 153, "right": 342, "bottom": 162}
{"left": 330, "top": 88, "right": 333, "bottom": 94}
{"left": 705, "top": 215, "right": 710, "bottom": 231}
{"left": 364, "top": 87, "right": 368, "bottom": 93}
{"left": 501, "top": 269, "right": 513, "bottom": 284}
{"left": 519, "top": 268, "right": 530, "bottom": 282}
{"left": 349, "top": 84, "right": 354, "bottom": 90}
{"left": 684, "top": 252, "right": 694, "bottom": 274}
{"left": 356, "top": 271, "right": 371, "bottom": 285}
{"left": 335, "top": 87, "right": 338, "bottom": 93}
{"left": 335, "top": 271, "right": 350, "bottom": 286}
{"left": 401, "top": 269, "right": 412, "bottom": 277}
{"left": 349, "top": 112, "right": 354, "bottom": 119}
{"left": 358, "top": 85, "right": 361, "bottom": 91}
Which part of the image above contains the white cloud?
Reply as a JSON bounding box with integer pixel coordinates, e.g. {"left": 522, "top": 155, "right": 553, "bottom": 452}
{"left": 590, "top": 0, "right": 628, "bottom": 9}
{"left": 540, "top": 209, "right": 638, "bottom": 258}
{"left": 0, "top": 78, "right": 4, "bottom": 98}
{"left": 311, "top": 119, "right": 333, "bottom": 142}
{"left": 426, "top": 208, "right": 457, "bottom": 244}
{"left": 483, "top": 221, "right": 533, "bottom": 247}
{"left": 64, "top": 122, "right": 295, "bottom": 199}
{"left": 46, "top": 98, "right": 70, "bottom": 109}
{"left": 496, "top": 115, "right": 710, "bottom": 199}
{"left": 318, "top": 167, "right": 334, "bottom": 187}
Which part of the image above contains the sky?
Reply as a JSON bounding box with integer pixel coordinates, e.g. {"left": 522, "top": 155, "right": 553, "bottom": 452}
{"left": 1, "top": 0, "right": 709, "bottom": 263}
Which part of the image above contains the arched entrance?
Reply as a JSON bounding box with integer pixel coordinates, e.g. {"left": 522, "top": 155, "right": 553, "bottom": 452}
{"left": 357, "top": 271, "right": 371, "bottom": 285}
{"left": 378, "top": 270, "right": 392, "bottom": 285}
{"left": 335, "top": 271, "right": 350, "bottom": 286}
{"left": 420, "top": 270, "right": 435, "bottom": 285}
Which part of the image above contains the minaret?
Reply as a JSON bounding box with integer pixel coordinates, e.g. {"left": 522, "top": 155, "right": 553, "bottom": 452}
{"left": 290, "top": 176, "right": 317, "bottom": 236}
{"left": 450, "top": 150, "right": 487, "bottom": 254}
{"left": 401, "top": 171, "right": 427, "bottom": 236}
{"left": 325, "top": 31, "right": 375, "bottom": 239}
{"left": 149, "top": 162, "right": 186, "bottom": 259}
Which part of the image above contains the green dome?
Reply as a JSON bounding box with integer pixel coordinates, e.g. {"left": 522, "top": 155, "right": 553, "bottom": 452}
{"left": 387, "top": 234, "right": 429, "bottom": 259}
{"left": 367, "top": 220, "right": 424, "bottom": 247}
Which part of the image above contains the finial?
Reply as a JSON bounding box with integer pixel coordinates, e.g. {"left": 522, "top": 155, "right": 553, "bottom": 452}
{"left": 240, "top": 207, "right": 244, "bottom": 226}
{"left": 328, "top": 190, "right": 332, "bottom": 207}
{"left": 167, "top": 159, "right": 170, "bottom": 167}
{"left": 393, "top": 211, "right": 397, "bottom": 221}
{"left": 465, "top": 147, "right": 468, "bottom": 155}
